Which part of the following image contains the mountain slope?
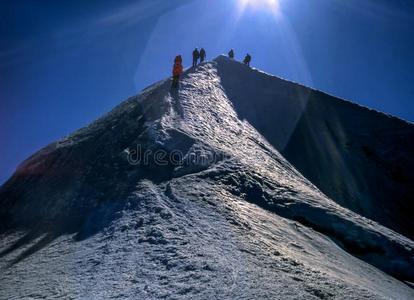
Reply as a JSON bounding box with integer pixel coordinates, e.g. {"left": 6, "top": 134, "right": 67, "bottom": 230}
{"left": 216, "top": 57, "right": 414, "bottom": 240}
{"left": 1, "top": 57, "right": 413, "bottom": 299}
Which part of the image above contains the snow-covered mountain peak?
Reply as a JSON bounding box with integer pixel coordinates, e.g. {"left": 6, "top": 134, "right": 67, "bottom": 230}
{"left": 1, "top": 57, "right": 413, "bottom": 299}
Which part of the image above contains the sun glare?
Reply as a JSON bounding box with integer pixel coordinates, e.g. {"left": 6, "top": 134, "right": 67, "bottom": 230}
{"left": 238, "top": 0, "right": 281, "bottom": 14}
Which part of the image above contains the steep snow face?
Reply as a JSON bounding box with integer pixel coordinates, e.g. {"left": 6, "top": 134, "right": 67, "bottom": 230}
{"left": 215, "top": 56, "right": 414, "bottom": 240}
{"left": 1, "top": 58, "right": 413, "bottom": 299}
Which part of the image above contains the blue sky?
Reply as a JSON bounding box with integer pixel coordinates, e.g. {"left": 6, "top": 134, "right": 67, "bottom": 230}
{"left": 1, "top": 0, "right": 414, "bottom": 184}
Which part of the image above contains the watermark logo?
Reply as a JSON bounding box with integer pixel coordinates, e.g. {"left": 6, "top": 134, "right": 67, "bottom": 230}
{"left": 125, "top": 145, "right": 228, "bottom": 167}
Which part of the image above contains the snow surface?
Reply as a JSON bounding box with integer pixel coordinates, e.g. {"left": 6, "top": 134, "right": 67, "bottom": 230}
{"left": 215, "top": 57, "right": 414, "bottom": 239}
{"left": 1, "top": 56, "right": 413, "bottom": 299}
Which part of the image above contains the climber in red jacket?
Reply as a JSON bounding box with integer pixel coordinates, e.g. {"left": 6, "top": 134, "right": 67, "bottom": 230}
{"left": 172, "top": 55, "right": 183, "bottom": 88}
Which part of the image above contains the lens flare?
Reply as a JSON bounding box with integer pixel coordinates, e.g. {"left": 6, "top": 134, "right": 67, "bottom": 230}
{"left": 239, "top": 0, "right": 281, "bottom": 14}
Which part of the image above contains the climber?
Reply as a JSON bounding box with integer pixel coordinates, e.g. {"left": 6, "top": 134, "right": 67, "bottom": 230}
{"left": 172, "top": 55, "right": 183, "bottom": 88}
{"left": 228, "top": 49, "right": 234, "bottom": 59}
{"left": 200, "top": 48, "right": 206, "bottom": 63}
{"left": 243, "top": 53, "right": 251, "bottom": 66}
{"left": 192, "top": 48, "right": 200, "bottom": 67}
{"left": 175, "top": 54, "right": 182, "bottom": 64}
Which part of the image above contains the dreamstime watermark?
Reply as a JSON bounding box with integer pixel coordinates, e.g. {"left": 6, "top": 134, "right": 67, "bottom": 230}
{"left": 125, "top": 145, "right": 229, "bottom": 167}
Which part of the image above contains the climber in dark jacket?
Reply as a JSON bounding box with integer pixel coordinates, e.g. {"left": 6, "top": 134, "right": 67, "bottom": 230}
{"left": 200, "top": 48, "right": 206, "bottom": 63}
{"left": 243, "top": 53, "right": 251, "bottom": 66}
{"left": 172, "top": 55, "right": 183, "bottom": 88}
{"left": 228, "top": 49, "right": 234, "bottom": 59}
{"left": 192, "top": 48, "right": 200, "bottom": 67}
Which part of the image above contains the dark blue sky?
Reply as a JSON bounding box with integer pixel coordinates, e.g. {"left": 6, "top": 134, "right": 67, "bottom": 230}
{"left": 1, "top": 0, "right": 414, "bottom": 184}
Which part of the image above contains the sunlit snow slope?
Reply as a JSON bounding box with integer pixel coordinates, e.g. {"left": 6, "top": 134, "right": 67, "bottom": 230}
{"left": 217, "top": 57, "right": 414, "bottom": 240}
{"left": 1, "top": 56, "right": 413, "bottom": 299}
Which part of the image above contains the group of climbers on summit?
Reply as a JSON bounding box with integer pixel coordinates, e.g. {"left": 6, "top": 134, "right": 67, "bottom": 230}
{"left": 228, "top": 49, "right": 250, "bottom": 65}
{"left": 192, "top": 48, "right": 206, "bottom": 67}
{"left": 172, "top": 48, "right": 252, "bottom": 88}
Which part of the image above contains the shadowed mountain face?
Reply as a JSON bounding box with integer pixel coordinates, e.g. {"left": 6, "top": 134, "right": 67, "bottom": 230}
{"left": 217, "top": 58, "right": 414, "bottom": 240}
{"left": 0, "top": 57, "right": 413, "bottom": 299}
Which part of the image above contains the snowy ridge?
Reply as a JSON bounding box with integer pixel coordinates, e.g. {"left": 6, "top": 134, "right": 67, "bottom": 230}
{"left": 214, "top": 55, "right": 414, "bottom": 240}
{"left": 252, "top": 65, "right": 412, "bottom": 127}
{"left": 1, "top": 57, "right": 413, "bottom": 299}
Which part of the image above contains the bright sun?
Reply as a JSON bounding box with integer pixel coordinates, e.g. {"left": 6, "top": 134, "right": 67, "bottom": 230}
{"left": 239, "top": 0, "right": 280, "bottom": 13}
